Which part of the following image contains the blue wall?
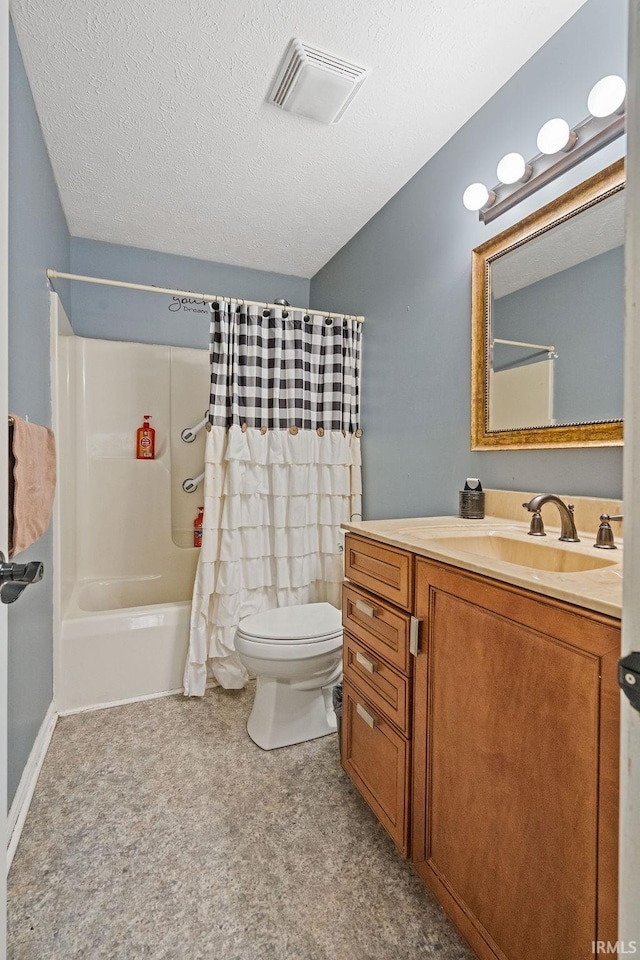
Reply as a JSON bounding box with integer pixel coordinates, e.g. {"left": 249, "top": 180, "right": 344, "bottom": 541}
{"left": 8, "top": 20, "right": 70, "bottom": 805}
{"left": 68, "top": 238, "right": 310, "bottom": 349}
{"left": 310, "top": 0, "right": 627, "bottom": 519}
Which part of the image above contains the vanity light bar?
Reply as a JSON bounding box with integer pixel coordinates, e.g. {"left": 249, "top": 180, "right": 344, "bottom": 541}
{"left": 463, "top": 75, "right": 626, "bottom": 223}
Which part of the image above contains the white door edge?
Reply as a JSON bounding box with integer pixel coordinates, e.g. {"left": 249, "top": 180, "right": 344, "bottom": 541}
{"left": 0, "top": 0, "right": 10, "bottom": 954}
{"left": 620, "top": 0, "right": 640, "bottom": 943}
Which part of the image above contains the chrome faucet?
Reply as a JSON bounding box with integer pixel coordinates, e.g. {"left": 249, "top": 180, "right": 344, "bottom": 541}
{"left": 522, "top": 494, "right": 580, "bottom": 542}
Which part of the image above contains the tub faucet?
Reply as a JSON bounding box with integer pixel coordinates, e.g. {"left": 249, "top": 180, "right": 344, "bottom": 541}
{"left": 522, "top": 494, "right": 580, "bottom": 542}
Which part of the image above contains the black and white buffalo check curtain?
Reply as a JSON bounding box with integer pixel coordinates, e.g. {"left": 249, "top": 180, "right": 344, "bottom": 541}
{"left": 208, "top": 302, "right": 361, "bottom": 432}
{"left": 184, "top": 301, "right": 363, "bottom": 697}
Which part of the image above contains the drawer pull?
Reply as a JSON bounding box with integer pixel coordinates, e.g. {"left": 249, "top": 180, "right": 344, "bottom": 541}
{"left": 356, "top": 703, "right": 377, "bottom": 728}
{"left": 355, "top": 651, "right": 377, "bottom": 674}
{"left": 355, "top": 599, "right": 376, "bottom": 619}
{"left": 410, "top": 616, "right": 421, "bottom": 656}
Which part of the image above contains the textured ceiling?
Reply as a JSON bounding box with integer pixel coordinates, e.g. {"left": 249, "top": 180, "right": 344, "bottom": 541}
{"left": 12, "top": 0, "right": 588, "bottom": 277}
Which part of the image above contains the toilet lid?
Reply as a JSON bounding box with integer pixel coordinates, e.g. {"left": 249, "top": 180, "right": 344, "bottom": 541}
{"left": 236, "top": 602, "right": 342, "bottom": 644}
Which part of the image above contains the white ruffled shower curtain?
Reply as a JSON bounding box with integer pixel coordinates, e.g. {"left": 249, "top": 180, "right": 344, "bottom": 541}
{"left": 183, "top": 302, "right": 362, "bottom": 696}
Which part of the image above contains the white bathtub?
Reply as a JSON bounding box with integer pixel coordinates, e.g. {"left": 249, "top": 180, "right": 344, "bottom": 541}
{"left": 57, "top": 576, "right": 192, "bottom": 713}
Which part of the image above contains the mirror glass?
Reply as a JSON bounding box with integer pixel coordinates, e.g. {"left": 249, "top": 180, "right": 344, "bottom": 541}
{"left": 489, "top": 190, "right": 624, "bottom": 431}
{"left": 471, "top": 159, "right": 624, "bottom": 449}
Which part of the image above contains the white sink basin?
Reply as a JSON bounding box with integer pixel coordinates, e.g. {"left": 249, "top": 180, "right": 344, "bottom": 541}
{"left": 429, "top": 535, "right": 618, "bottom": 574}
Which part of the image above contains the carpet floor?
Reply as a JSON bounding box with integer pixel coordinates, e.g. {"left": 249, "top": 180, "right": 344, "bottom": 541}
{"left": 8, "top": 686, "right": 475, "bottom": 960}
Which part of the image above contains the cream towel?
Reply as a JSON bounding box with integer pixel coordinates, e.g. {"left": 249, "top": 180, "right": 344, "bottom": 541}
{"left": 9, "top": 414, "right": 56, "bottom": 558}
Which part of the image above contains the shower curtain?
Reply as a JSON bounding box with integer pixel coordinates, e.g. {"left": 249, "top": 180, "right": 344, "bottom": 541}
{"left": 183, "top": 302, "right": 362, "bottom": 696}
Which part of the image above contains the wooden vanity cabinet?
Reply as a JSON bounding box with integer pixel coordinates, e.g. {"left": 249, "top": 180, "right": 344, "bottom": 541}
{"left": 412, "top": 557, "right": 620, "bottom": 960}
{"left": 341, "top": 532, "right": 620, "bottom": 960}
{"left": 341, "top": 535, "right": 415, "bottom": 855}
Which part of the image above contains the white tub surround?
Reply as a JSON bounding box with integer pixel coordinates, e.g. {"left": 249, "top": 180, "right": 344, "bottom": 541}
{"left": 53, "top": 323, "right": 211, "bottom": 712}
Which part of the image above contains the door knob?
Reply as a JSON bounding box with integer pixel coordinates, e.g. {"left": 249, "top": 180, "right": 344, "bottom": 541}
{"left": 0, "top": 551, "right": 44, "bottom": 604}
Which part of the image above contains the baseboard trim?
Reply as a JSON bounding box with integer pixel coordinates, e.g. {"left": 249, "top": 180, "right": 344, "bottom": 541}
{"left": 56, "top": 679, "right": 222, "bottom": 717}
{"left": 7, "top": 701, "right": 58, "bottom": 872}
{"left": 57, "top": 686, "right": 185, "bottom": 717}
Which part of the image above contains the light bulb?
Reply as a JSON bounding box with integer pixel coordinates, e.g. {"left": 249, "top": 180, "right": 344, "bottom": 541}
{"left": 496, "top": 153, "right": 532, "bottom": 185}
{"left": 587, "top": 75, "right": 626, "bottom": 117}
{"left": 462, "top": 183, "right": 495, "bottom": 212}
{"left": 536, "top": 118, "right": 577, "bottom": 155}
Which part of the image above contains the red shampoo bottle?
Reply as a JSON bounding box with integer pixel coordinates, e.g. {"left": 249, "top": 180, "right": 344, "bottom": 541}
{"left": 136, "top": 415, "right": 155, "bottom": 459}
{"left": 194, "top": 507, "right": 204, "bottom": 547}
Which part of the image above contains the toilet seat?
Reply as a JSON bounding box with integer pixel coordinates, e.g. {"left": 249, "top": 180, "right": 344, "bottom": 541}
{"left": 236, "top": 602, "right": 341, "bottom": 645}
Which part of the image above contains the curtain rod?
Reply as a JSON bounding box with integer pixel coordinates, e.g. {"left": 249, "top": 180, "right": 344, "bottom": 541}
{"left": 493, "top": 337, "right": 555, "bottom": 352}
{"left": 46, "top": 270, "right": 366, "bottom": 323}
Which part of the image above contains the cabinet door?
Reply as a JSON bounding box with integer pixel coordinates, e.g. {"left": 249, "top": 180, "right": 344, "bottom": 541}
{"left": 342, "top": 680, "right": 410, "bottom": 855}
{"left": 412, "top": 559, "right": 620, "bottom": 960}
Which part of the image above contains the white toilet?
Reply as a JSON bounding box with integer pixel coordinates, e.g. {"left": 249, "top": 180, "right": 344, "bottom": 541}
{"left": 235, "top": 602, "right": 343, "bottom": 750}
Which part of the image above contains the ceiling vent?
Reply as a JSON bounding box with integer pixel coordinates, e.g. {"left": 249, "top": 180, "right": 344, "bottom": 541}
{"left": 267, "top": 40, "right": 368, "bottom": 125}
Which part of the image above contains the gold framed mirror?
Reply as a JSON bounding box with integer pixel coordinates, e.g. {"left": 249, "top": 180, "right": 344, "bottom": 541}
{"left": 471, "top": 159, "right": 624, "bottom": 450}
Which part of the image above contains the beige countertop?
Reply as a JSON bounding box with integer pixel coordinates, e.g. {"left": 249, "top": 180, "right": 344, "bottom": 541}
{"left": 342, "top": 490, "right": 623, "bottom": 620}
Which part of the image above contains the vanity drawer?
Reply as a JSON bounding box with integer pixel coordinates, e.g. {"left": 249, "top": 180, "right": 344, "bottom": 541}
{"left": 342, "top": 680, "right": 410, "bottom": 855}
{"left": 342, "top": 583, "right": 413, "bottom": 675}
{"left": 343, "top": 632, "right": 411, "bottom": 737}
{"left": 344, "top": 534, "right": 413, "bottom": 611}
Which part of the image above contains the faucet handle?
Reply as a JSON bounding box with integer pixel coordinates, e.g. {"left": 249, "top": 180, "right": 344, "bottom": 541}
{"left": 527, "top": 510, "right": 546, "bottom": 537}
{"left": 594, "top": 513, "right": 623, "bottom": 550}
